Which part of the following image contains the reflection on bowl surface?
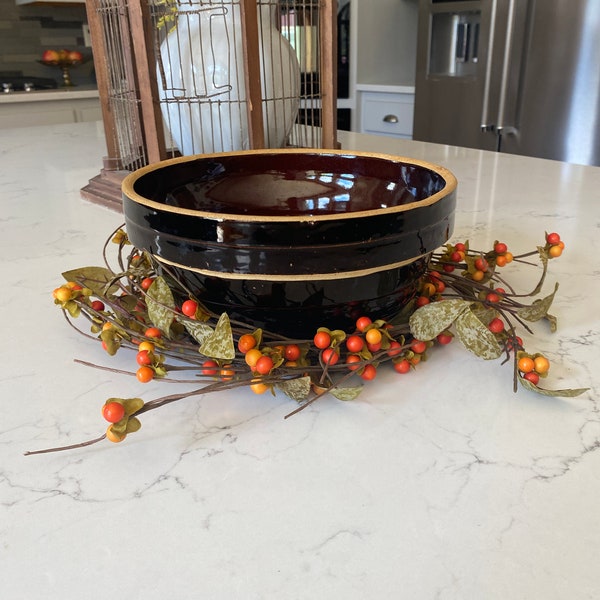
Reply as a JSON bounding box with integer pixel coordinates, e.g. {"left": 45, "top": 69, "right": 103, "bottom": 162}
{"left": 122, "top": 149, "right": 457, "bottom": 336}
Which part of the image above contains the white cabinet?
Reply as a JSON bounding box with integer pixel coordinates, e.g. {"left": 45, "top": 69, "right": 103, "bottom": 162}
{"left": 359, "top": 87, "right": 415, "bottom": 139}
{"left": 347, "top": 0, "right": 418, "bottom": 133}
{"left": 0, "top": 91, "right": 101, "bottom": 129}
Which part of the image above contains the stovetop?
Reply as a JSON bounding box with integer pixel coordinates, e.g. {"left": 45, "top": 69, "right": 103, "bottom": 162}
{"left": 0, "top": 75, "right": 58, "bottom": 93}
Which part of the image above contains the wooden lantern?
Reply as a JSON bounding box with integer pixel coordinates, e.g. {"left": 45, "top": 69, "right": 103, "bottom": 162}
{"left": 81, "top": 0, "right": 338, "bottom": 210}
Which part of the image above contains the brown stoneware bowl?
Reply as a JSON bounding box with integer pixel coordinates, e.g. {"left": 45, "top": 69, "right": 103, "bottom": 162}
{"left": 122, "top": 149, "right": 457, "bottom": 336}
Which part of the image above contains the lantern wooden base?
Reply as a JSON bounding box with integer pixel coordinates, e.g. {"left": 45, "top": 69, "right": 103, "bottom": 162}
{"left": 80, "top": 163, "right": 129, "bottom": 212}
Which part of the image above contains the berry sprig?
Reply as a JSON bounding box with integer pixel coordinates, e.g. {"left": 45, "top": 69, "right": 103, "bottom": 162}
{"left": 24, "top": 228, "right": 589, "bottom": 456}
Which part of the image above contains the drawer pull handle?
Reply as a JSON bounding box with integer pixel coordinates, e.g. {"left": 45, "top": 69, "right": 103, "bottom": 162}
{"left": 383, "top": 114, "right": 398, "bottom": 124}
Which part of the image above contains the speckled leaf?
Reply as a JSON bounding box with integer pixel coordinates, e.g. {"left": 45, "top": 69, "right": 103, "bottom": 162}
{"left": 455, "top": 308, "right": 502, "bottom": 360}
{"left": 409, "top": 299, "right": 471, "bottom": 341}
{"left": 146, "top": 276, "right": 175, "bottom": 334}
{"left": 330, "top": 386, "right": 363, "bottom": 401}
{"left": 518, "top": 377, "right": 589, "bottom": 397}
{"left": 62, "top": 266, "right": 121, "bottom": 296}
{"left": 178, "top": 317, "right": 214, "bottom": 345}
{"left": 277, "top": 376, "right": 312, "bottom": 402}
{"left": 517, "top": 282, "right": 559, "bottom": 323}
{"left": 199, "top": 312, "right": 235, "bottom": 360}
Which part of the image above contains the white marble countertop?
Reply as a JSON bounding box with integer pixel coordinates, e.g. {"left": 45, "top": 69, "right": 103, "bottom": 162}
{"left": 0, "top": 86, "right": 99, "bottom": 104}
{"left": 1, "top": 121, "right": 599, "bottom": 599}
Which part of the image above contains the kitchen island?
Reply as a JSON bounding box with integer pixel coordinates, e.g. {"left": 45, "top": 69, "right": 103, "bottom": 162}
{"left": 1, "top": 121, "right": 599, "bottom": 599}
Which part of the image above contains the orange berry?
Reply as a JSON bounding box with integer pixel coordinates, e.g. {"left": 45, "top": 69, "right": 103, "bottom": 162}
{"left": 533, "top": 355, "right": 550, "bottom": 375}
{"left": 365, "top": 328, "right": 382, "bottom": 345}
{"left": 495, "top": 255, "right": 507, "bottom": 267}
{"left": 250, "top": 380, "right": 269, "bottom": 395}
{"left": 220, "top": 366, "right": 235, "bottom": 381}
{"left": 138, "top": 340, "right": 155, "bottom": 353}
{"left": 518, "top": 356, "right": 535, "bottom": 374}
{"left": 106, "top": 426, "right": 127, "bottom": 443}
{"left": 504, "top": 251, "right": 514, "bottom": 263}
{"left": 421, "top": 282, "right": 436, "bottom": 297}
{"left": 472, "top": 270, "right": 485, "bottom": 282}
{"left": 136, "top": 365, "right": 154, "bottom": 383}
{"left": 244, "top": 348, "right": 263, "bottom": 368}
{"left": 53, "top": 286, "right": 72, "bottom": 302}
{"left": 548, "top": 245, "right": 562, "bottom": 258}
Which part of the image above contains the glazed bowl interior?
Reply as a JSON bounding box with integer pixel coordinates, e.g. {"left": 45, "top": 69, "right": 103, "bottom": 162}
{"left": 122, "top": 149, "right": 457, "bottom": 336}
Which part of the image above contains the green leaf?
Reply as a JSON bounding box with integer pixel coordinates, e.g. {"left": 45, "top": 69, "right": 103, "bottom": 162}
{"left": 276, "top": 376, "right": 312, "bottom": 402}
{"left": 199, "top": 312, "right": 235, "bottom": 360}
{"left": 518, "top": 377, "right": 589, "bottom": 397}
{"left": 330, "top": 386, "right": 363, "bottom": 401}
{"left": 125, "top": 416, "right": 142, "bottom": 433}
{"left": 122, "top": 397, "right": 144, "bottom": 416}
{"left": 146, "top": 276, "right": 176, "bottom": 335}
{"left": 517, "top": 282, "right": 559, "bottom": 323}
{"left": 178, "top": 317, "right": 214, "bottom": 345}
{"left": 528, "top": 246, "right": 549, "bottom": 296}
{"left": 409, "top": 299, "right": 471, "bottom": 341}
{"left": 62, "top": 266, "right": 120, "bottom": 297}
{"left": 454, "top": 308, "right": 503, "bottom": 360}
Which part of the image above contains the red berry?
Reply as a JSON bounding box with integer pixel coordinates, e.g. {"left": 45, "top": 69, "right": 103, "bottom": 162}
{"left": 346, "top": 335, "right": 364, "bottom": 353}
{"left": 367, "top": 341, "right": 382, "bottom": 353}
{"left": 181, "top": 299, "right": 198, "bottom": 318}
{"left": 474, "top": 257, "right": 489, "bottom": 272}
{"left": 546, "top": 232, "right": 561, "bottom": 245}
{"left": 255, "top": 355, "right": 274, "bottom": 375}
{"left": 436, "top": 332, "right": 453, "bottom": 345}
{"left": 360, "top": 364, "right": 377, "bottom": 381}
{"left": 443, "top": 264, "right": 455, "bottom": 273}
{"left": 449, "top": 251, "right": 462, "bottom": 263}
{"left": 91, "top": 300, "right": 105, "bottom": 311}
{"left": 144, "top": 327, "right": 162, "bottom": 339}
{"left": 102, "top": 401, "right": 125, "bottom": 424}
{"left": 141, "top": 277, "right": 154, "bottom": 291}
{"left": 387, "top": 340, "right": 403, "bottom": 357}
{"left": 355, "top": 316, "right": 372, "bottom": 332}
{"left": 488, "top": 317, "right": 505, "bottom": 333}
{"left": 313, "top": 330, "right": 331, "bottom": 349}
{"left": 136, "top": 350, "right": 152, "bottom": 366}
{"left": 284, "top": 344, "right": 301, "bottom": 361}
{"left": 346, "top": 354, "right": 362, "bottom": 371}
{"left": 416, "top": 295, "right": 430, "bottom": 307}
{"left": 321, "top": 347, "right": 340, "bottom": 366}
{"left": 454, "top": 242, "right": 466, "bottom": 252}
{"left": 523, "top": 371, "right": 540, "bottom": 385}
{"left": 411, "top": 340, "right": 427, "bottom": 354}
{"left": 494, "top": 242, "right": 508, "bottom": 254}
{"left": 486, "top": 292, "right": 500, "bottom": 303}
{"left": 201, "top": 360, "right": 218, "bottom": 376}
{"left": 393, "top": 359, "right": 411, "bottom": 374}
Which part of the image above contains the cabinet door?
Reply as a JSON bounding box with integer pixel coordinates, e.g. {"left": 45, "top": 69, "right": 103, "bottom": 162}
{"left": 360, "top": 92, "right": 414, "bottom": 139}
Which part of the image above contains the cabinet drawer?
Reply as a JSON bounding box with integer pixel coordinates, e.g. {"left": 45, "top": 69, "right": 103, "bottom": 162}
{"left": 360, "top": 92, "right": 414, "bottom": 139}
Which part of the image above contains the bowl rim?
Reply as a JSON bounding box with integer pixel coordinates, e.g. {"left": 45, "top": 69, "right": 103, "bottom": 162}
{"left": 121, "top": 148, "right": 457, "bottom": 223}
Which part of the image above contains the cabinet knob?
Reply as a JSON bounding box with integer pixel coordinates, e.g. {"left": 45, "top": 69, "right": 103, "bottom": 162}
{"left": 383, "top": 114, "right": 398, "bottom": 124}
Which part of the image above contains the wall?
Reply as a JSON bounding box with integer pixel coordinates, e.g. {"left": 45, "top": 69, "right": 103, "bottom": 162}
{"left": 0, "top": 0, "right": 94, "bottom": 86}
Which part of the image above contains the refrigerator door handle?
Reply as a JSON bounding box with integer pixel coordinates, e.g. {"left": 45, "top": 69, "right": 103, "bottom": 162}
{"left": 495, "top": 0, "right": 518, "bottom": 136}
{"left": 480, "top": 0, "right": 498, "bottom": 131}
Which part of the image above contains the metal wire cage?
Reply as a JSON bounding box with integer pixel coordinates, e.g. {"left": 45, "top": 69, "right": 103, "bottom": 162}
{"left": 81, "top": 0, "right": 338, "bottom": 208}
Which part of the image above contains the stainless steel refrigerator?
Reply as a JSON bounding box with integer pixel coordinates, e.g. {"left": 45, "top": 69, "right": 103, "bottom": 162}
{"left": 413, "top": 0, "right": 600, "bottom": 166}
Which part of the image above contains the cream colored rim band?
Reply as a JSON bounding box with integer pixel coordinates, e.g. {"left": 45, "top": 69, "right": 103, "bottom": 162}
{"left": 154, "top": 252, "right": 427, "bottom": 282}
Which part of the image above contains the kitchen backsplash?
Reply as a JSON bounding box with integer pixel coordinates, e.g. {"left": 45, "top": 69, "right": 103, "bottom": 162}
{"left": 0, "top": 0, "right": 95, "bottom": 86}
